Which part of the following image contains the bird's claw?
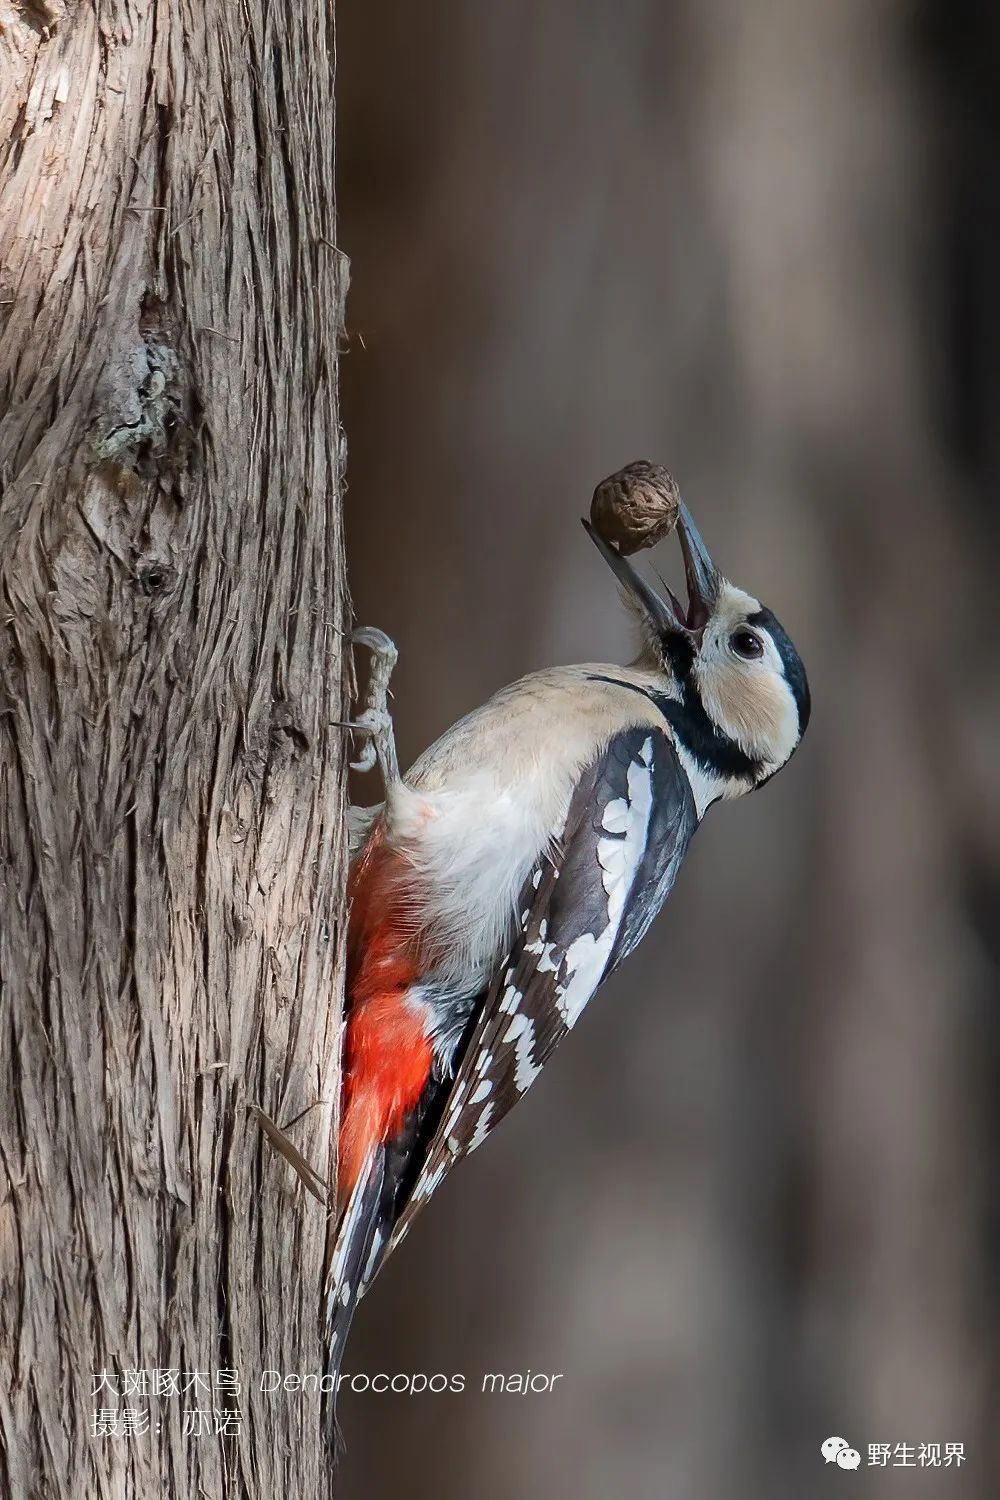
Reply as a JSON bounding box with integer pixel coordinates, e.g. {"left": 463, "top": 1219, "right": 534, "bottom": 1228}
{"left": 351, "top": 625, "right": 398, "bottom": 667}
{"left": 343, "top": 626, "right": 400, "bottom": 791}
{"left": 347, "top": 706, "right": 394, "bottom": 773}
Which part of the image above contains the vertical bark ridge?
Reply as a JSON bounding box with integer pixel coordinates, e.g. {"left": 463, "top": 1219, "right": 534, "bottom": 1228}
{"left": 1, "top": 4, "right": 346, "bottom": 1495}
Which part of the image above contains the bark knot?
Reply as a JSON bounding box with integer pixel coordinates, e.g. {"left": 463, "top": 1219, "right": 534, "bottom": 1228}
{"left": 89, "top": 317, "right": 194, "bottom": 480}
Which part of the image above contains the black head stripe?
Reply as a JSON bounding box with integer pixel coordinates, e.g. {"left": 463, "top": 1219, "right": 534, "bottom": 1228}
{"left": 748, "top": 608, "right": 811, "bottom": 734}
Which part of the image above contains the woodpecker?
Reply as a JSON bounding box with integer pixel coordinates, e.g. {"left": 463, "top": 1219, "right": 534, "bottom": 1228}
{"left": 325, "top": 504, "right": 809, "bottom": 1410}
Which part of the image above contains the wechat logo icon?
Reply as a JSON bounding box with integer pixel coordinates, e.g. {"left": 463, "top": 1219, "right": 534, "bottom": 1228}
{"left": 822, "top": 1436, "right": 861, "bottom": 1470}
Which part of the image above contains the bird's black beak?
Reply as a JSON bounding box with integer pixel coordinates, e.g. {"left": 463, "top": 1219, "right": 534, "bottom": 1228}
{"left": 582, "top": 519, "right": 680, "bottom": 637}
{"left": 582, "top": 503, "right": 721, "bottom": 638}
{"left": 675, "top": 503, "right": 721, "bottom": 631}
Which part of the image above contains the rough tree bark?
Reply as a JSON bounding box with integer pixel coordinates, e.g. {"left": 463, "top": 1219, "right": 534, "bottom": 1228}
{"left": 0, "top": 5, "right": 347, "bottom": 1497}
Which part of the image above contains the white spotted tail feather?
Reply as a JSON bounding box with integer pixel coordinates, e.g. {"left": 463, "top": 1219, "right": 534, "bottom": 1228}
{"left": 324, "top": 1148, "right": 385, "bottom": 1414}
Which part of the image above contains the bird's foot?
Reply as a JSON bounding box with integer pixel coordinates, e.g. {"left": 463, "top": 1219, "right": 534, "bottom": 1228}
{"left": 339, "top": 625, "right": 400, "bottom": 804}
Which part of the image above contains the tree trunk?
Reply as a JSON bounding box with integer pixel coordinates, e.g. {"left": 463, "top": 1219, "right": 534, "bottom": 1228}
{"left": 0, "top": 6, "right": 347, "bottom": 1497}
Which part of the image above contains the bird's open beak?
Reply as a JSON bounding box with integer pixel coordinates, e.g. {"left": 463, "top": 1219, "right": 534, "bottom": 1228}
{"left": 674, "top": 504, "right": 721, "bottom": 630}
{"left": 582, "top": 503, "right": 721, "bottom": 637}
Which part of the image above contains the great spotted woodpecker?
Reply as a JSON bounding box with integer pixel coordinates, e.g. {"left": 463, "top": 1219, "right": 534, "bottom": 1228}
{"left": 325, "top": 505, "right": 809, "bottom": 1405}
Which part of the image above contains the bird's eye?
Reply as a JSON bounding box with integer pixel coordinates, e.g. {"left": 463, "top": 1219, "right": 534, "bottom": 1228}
{"left": 729, "top": 627, "right": 764, "bottom": 661}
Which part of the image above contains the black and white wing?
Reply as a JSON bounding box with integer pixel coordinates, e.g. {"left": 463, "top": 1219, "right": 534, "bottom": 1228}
{"left": 387, "top": 724, "right": 698, "bottom": 1254}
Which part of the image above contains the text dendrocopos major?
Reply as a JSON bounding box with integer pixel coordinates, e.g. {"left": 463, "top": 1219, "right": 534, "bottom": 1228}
{"left": 324, "top": 504, "right": 810, "bottom": 1416}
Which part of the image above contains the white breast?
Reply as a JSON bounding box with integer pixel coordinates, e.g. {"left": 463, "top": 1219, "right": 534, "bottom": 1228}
{"left": 382, "top": 664, "right": 676, "bottom": 990}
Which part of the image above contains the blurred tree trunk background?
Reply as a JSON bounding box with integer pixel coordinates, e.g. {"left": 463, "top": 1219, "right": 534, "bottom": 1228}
{"left": 338, "top": 2, "right": 998, "bottom": 1497}
{"left": 0, "top": 5, "right": 346, "bottom": 1496}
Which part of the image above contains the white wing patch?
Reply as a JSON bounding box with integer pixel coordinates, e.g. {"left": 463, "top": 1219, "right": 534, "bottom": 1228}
{"left": 411, "top": 1160, "right": 447, "bottom": 1203}
{"left": 523, "top": 935, "right": 559, "bottom": 973}
{"left": 466, "top": 1104, "right": 495, "bottom": 1154}
{"left": 554, "top": 737, "right": 654, "bottom": 1026}
{"left": 601, "top": 797, "right": 629, "bottom": 833}
{"left": 499, "top": 981, "right": 522, "bottom": 1013}
{"left": 501, "top": 1010, "right": 543, "bottom": 1092}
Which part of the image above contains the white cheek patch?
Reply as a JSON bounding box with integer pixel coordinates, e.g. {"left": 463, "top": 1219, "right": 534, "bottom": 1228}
{"left": 690, "top": 601, "right": 802, "bottom": 784}
{"left": 703, "top": 662, "right": 797, "bottom": 761}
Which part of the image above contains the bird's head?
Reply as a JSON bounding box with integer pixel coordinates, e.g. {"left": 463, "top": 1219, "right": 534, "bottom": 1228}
{"left": 585, "top": 506, "right": 810, "bottom": 796}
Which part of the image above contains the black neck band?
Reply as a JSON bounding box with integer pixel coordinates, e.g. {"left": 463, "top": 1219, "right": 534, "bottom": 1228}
{"left": 588, "top": 663, "right": 762, "bottom": 783}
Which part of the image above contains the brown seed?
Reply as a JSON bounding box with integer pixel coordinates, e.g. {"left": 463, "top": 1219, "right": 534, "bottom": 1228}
{"left": 589, "top": 461, "right": 681, "bottom": 555}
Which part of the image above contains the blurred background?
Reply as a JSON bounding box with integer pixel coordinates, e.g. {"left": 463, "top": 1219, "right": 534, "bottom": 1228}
{"left": 336, "top": 3, "right": 999, "bottom": 1496}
